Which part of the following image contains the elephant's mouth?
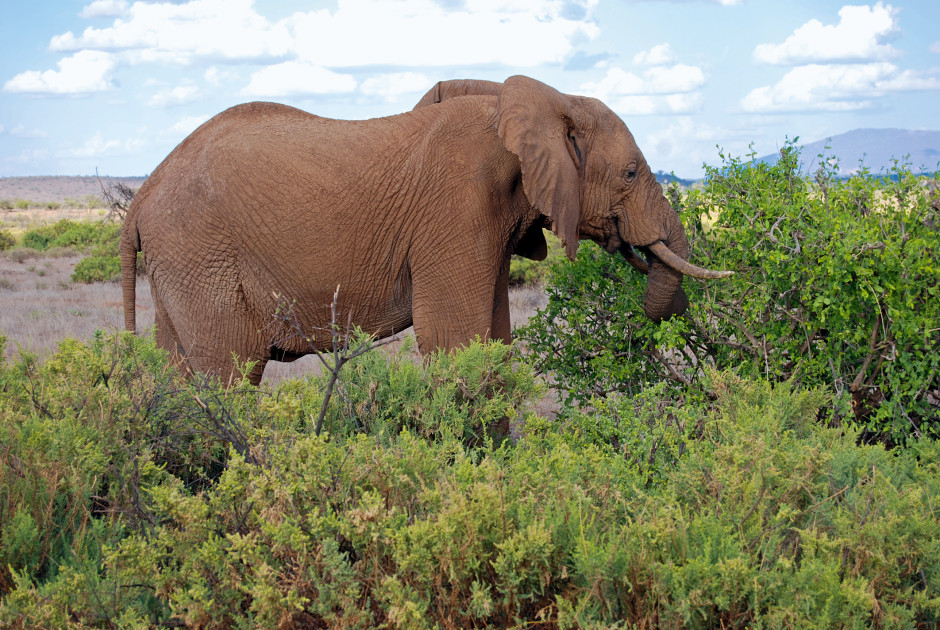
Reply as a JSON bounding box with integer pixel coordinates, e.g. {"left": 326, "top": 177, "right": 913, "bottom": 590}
{"left": 619, "top": 241, "right": 733, "bottom": 280}
{"left": 619, "top": 243, "right": 651, "bottom": 275}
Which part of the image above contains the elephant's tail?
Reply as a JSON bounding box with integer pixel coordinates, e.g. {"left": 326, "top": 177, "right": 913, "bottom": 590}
{"left": 120, "top": 219, "right": 140, "bottom": 333}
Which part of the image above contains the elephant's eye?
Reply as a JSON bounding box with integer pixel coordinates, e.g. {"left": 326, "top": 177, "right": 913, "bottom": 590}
{"left": 624, "top": 168, "right": 638, "bottom": 183}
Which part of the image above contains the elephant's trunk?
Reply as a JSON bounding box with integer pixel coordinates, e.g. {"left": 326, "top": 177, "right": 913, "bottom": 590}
{"left": 621, "top": 182, "right": 732, "bottom": 322}
{"left": 641, "top": 215, "right": 690, "bottom": 322}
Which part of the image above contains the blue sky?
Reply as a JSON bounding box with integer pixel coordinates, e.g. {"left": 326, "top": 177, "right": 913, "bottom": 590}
{"left": 1, "top": 0, "right": 938, "bottom": 178}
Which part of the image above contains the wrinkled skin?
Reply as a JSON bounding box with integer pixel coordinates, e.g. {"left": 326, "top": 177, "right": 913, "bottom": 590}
{"left": 122, "top": 75, "right": 720, "bottom": 385}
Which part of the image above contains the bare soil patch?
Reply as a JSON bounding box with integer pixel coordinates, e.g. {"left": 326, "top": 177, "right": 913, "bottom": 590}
{"left": 0, "top": 250, "right": 155, "bottom": 361}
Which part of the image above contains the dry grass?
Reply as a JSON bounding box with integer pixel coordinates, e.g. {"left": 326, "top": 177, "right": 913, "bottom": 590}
{"left": 0, "top": 250, "right": 155, "bottom": 362}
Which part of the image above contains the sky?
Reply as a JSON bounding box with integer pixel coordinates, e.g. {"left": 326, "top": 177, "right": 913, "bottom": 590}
{"left": 1, "top": 0, "right": 938, "bottom": 179}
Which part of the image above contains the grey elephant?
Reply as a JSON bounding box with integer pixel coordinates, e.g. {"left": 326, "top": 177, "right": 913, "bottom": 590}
{"left": 121, "top": 75, "right": 730, "bottom": 385}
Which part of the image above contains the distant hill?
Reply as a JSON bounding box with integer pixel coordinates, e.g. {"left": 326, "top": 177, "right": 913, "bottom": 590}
{"left": 654, "top": 170, "right": 697, "bottom": 188}
{"left": 0, "top": 175, "right": 147, "bottom": 204}
{"left": 755, "top": 128, "right": 940, "bottom": 176}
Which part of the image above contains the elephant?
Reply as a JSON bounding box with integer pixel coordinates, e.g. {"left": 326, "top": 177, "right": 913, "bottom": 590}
{"left": 121, "top": 75, "right": 730, "bottom": 385}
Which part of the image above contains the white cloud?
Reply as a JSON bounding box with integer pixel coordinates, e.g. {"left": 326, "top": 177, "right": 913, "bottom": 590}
{"left": 242, "top": 62, "right": 357, "bottom": 97}
{"left": 46, "top": 0, "right": 598, "bottom": 69}
{"left": 9, "top": 125, "right": 49, "bottom": 139}
{"left": 166, "top": 114, "right": 212, "bottom": 137}
{"left": 3, "top": 50, "right": 116, "bottom": 95}
{"left": 740, "top": 62, "right": 940, "bottom": 113}
{"left": 580, "top": 63, "right": 706, "bottom": 114}
{"left": 290, "top": 0, "right": 599, "bottom": 67}
{"left": 360, "top": 73, "right": 432, "bottom": 102}
{"left": 600, "top": 93, "right": 703, "bottom": 116}
{"left": 148, "top": 84, "right": 200, "bottom": 107}
{"left": 621, "top": 0, "right": 742, "bottom": 4}
{"left": 753, "top": 2, "right": 900, "bottom": 65}
{"left": 79, "top": 0, "right": 127, "bottom": 18}
{"left": 633, "top": 43, "right": 676, "bottom": 66}
{"left": 51, "top": 0, "right": 292, "bottom": 63}
{"left": 645, "top": 116, "right": 729, "bottom": 161}
{"left": 930, "top": 41, "right": 940, "bottom": 54}
{"left": 583, "top": 65, "right": 706, "bottom": 97}
{"left": 57, "top": 132, "right": 146, "bottom": 158}
{"left": 204, "top": 67, "right": 233, "bottom": 87}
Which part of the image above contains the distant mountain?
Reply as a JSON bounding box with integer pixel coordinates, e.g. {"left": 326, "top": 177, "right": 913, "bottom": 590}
{"left": 756, "top": 128, "right": 940, "bottom": 176}
{"left": 654, "top": 170, "right": 697, "bottom": 188}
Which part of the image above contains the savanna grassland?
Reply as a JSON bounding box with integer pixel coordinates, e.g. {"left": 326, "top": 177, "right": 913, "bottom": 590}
{"left": 1, "top": 148, "right": 938, "bottom": 629}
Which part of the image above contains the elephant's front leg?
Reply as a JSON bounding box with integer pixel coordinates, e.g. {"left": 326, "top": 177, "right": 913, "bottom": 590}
{"left": 489, "top": 255, "right": 512, "bottom": 345}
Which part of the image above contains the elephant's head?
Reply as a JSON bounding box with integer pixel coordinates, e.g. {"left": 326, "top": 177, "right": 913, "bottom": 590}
{"left": 415, "top": 75, "right": 731, "bottom": 322}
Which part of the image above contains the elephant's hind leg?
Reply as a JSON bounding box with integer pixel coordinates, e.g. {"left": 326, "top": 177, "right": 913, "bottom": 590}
{"left": 190, "top": 315, "right": 270, "bottom": 386}
{"left": 152, "top": 290, "right": 192, "bottom": 380}
{"left": 153, "top": 286, "right": 270, "bottom": 386}
{"left": 411, "top": 261, "right": 503, "bottom": 355}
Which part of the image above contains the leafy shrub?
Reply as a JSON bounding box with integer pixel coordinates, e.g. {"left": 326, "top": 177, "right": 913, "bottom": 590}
{"left": 319, "top": 336, "right": 540, "bottom": 447}
{"left": 71, "top": 250, "right": 121, "bottom": 283}
{"left": 519, "top": 143, "right": 940, "bottom": 443}
{"left": 0, "top": 199, "right": 13, "bottom": 210}
{"left": 0, "top": 332, "right": 227, "bottom": 612}
{"left": 5, "top": 338, "right": 936, "bottom": 629}
{"left": 18, "top": 219, "right": 123, "bottom": 284}
{"left": 20, "top": 219, "right": 119, "bottom": 252}
{"left": 0, "top": 229, "right": 15, "bottom": 251}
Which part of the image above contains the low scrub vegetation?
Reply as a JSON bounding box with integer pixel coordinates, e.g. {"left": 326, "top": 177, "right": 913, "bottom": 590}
{"left": 519, "top": 143, "right": 939, "bottom": 445}
{"left": 0, "top": 332, "right": 937, "bottom": 628}
{"left": 11, "top": 219, "right": 122, "bottom": 283}
{"left": 19, "top": 218, "right": 118, "bottom": 252}
{"left": 0, "top": 229, "right": 14, "bottom": 251}
{"left": 0, "top": 195, "right": 101, "bottom": 211}
{"left": 1, "top": 144, "right": 938, "bottom": 627}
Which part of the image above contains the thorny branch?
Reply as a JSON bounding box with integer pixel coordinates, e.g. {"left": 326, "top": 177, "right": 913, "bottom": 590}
{"left": 273, "top": 285, "right": 393, "bottom": 436}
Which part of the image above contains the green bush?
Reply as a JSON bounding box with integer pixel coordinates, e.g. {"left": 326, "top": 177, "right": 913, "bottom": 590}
{"left": 71, "top": 251, "right": 121, "bottom": 283}
{"left": 519, "top": 143, "right": 940, "bottom": 443}
{"left": 0, "top": 332, "right": 225, "bottom": 611}
{"left": 5, "top": 333, "right": 937, "bottom": 628}
{"left": 317, "top": 336, "right": 539, "bottom": 447}
{"left": 21, "top": 219, "right": 119, "bottom": 252}
{"left": 18, "top": 219, "right": 123, "bottom": 284}
{"left": 0, "top": 229, "right": 15, "bottom": 251}
{"left": 1, "top": 331, "right": 937, "bottom": 628}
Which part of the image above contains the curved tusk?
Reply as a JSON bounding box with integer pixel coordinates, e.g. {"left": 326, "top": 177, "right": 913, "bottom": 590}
{"left": 647, "top": 241, "right": 734, "bottom": 279}
{"left": 620, "top": 243, "right": 650, "bottom": 275}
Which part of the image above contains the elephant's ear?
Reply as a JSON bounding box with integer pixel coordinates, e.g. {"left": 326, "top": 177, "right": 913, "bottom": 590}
{"left": 497, "top": 75, "right": 582, "bottom": 260}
